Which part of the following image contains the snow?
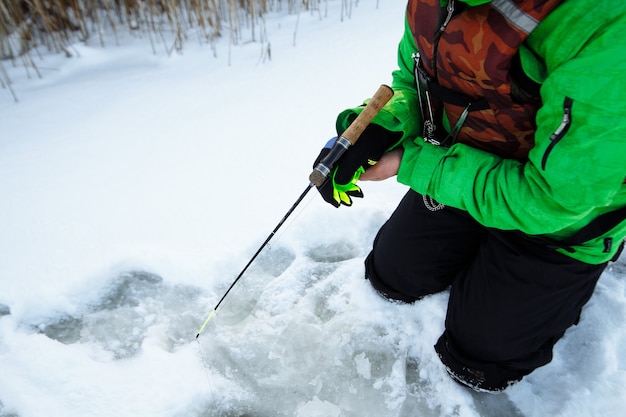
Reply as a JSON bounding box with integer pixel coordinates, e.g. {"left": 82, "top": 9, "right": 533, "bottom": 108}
{"left": 1, "top": 1, "right": 625, "bottom": 416}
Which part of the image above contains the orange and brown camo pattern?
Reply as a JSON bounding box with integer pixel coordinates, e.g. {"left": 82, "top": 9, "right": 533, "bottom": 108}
{"left": 407, "top": 0, "right": 563, "bottom": 160}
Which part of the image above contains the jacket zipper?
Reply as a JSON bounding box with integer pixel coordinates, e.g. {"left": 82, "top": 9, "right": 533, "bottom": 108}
{"left": 414, "top": 0, "right": 455, "bottom": 144}
{"left": 542, "top": 97, "right": 573, "bottom": 170}
{"left": 432, "top": 0, "right": 455, "bottom": 79}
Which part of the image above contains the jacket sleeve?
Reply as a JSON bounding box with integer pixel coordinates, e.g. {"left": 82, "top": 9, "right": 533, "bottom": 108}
{"left": 397, "top": 10, "right": 626, "bottom": 262}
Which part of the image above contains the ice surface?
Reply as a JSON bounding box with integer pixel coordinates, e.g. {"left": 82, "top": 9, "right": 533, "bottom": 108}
{"left": 1, "top": 1, "right": 625, "bottom": 416}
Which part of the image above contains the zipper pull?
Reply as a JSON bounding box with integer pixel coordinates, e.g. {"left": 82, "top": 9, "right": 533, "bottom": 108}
{"left": 550, "top": 100, "right": 572, "bottom": 141}
{"left": 440, "top": 0, "right": 455, "bottom": 32}
{"left": 542, "top": 97, "right": 573, "bottom": 170}
{"left": 433, "top": 0, "right": 455, "bottom": 51}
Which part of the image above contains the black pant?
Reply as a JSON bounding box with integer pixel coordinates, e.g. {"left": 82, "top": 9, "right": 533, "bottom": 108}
{"left": 365, "top": 190, "right": 607, "bottom": 391}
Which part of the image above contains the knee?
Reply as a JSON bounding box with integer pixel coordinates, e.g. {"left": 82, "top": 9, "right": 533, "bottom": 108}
{"left": 364, "top": 247, "right": 453, "bottom": 303}
{"left": 364, "top": 252, "right": 420, "bottom": 303}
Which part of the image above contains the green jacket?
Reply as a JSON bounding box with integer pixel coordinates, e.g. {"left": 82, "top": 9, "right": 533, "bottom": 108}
{"left": 337, "top": 0, "right": 626, "bottom": 264}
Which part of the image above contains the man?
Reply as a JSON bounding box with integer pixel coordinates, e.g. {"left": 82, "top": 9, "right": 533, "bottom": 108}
{"left": 313, "top": 0, "right": 626, "bottom": 391}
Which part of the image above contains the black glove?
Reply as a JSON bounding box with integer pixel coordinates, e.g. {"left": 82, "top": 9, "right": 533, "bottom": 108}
{"left": 313, "top": 123, "right": 400, "bottom": 207}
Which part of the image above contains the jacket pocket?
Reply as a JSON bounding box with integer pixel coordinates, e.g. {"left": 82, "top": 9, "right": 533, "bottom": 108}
{"left": 542, "top": 97, "right": 573, "bottom": 170}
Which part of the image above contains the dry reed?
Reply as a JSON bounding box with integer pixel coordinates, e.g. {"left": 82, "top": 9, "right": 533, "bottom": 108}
{"left": 0, "top": 0, "right": 326, "bottom": 101}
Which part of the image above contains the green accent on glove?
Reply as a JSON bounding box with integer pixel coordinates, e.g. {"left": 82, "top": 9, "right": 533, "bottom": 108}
{"left": 330, "top": 166, "right": 366, "bottom": 207}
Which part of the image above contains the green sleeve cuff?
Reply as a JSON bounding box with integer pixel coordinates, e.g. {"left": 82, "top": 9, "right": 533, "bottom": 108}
{"left": 397, "top": 140, "right": 447, "bottom": 195}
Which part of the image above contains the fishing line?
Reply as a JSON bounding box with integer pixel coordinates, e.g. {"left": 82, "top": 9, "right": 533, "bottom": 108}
{"left": 194, "top": 186, "right": 317, "bottom": 395}
{"left": 195, "top": 338, "right": 217, "bottom": 407}
{"left": 192, "top": 85, "right": 394, "bottom": 407}
{"left": 270, "top": 183, "right": 318, "bottom": 244}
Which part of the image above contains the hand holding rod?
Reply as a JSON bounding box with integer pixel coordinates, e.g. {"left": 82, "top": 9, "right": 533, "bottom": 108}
{"left": 309, "top": 84, "right": 394, "bottom": 187}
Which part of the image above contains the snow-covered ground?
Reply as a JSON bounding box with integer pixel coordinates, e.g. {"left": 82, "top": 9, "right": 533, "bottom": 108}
{"left": 1, "top": 1, "right": 625, "bottom": 416}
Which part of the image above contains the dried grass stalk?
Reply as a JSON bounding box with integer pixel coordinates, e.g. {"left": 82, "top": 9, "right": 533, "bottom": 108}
{"left": 0, "top": 0, "right": 313, "bottom": 100}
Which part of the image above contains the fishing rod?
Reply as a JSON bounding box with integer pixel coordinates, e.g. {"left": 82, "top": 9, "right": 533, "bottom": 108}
{"left": 195, "top": 84, "right": 394, "bottom": 339}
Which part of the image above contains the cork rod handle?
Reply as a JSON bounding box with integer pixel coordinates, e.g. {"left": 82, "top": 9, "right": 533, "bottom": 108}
{"left": 309, "top": 84, "right": 394, "bottom": 187}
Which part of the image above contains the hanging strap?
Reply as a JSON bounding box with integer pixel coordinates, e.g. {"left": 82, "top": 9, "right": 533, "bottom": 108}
{"left": 561, "top": 206, "right": 626, "bottom": 251}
